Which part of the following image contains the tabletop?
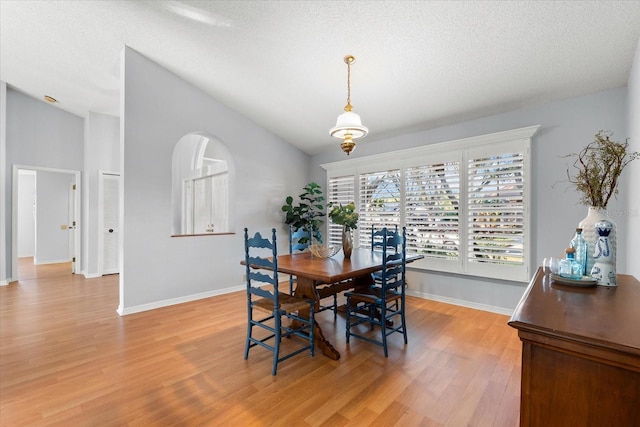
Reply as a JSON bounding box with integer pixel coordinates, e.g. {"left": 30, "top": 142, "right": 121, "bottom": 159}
{"left": 274, "top": 248, "right": 424, "bottom": 284}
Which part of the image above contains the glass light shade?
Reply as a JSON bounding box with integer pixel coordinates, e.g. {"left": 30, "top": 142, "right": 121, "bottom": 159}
{"left": 329, "top": 111, "right": 368, "bottom": 139}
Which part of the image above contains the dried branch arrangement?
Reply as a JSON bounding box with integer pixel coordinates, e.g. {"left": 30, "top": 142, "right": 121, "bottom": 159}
{"left": 565, "top": 130, "right": 638, "bottom": 208}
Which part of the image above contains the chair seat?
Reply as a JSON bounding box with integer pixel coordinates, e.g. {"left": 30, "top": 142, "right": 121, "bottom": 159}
{"left": 346, "top": 287, "right": 401, "bottom": 305}
{"left": 254, "top": 292, "right": 313, "bottom": 314}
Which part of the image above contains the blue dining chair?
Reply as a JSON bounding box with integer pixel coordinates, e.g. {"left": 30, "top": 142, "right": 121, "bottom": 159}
{"left": 289, "top": 225, "right": 311, "bottom": 294}
{"left": 244, "top": 228, "right": 315, "bottom": 375}
{"left": 371, "top": 224, "right": 400, "bottom": 288}
{"left": 346, "top": 226, "right": 407, "bottom": 357}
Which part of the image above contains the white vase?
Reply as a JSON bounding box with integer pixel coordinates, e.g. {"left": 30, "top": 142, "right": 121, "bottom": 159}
{"left": 579, "top": 207, "right": 616, "bottom": 275}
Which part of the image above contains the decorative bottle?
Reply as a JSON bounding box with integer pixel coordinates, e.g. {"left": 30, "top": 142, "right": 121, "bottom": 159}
{"left": 558, "top": 247, "right": 583, "bottom": 280}
{"left": 569, "top": 228, "right": 588, "bottom": 276}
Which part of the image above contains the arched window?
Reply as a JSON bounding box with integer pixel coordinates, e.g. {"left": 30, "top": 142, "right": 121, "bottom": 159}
{"left": 171, "top": 133, "right": 235, "bottom": 235}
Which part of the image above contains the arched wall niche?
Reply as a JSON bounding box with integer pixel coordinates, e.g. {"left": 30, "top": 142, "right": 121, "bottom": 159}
{"left": 171, "top": 132, "right": 236, "bottom": 236}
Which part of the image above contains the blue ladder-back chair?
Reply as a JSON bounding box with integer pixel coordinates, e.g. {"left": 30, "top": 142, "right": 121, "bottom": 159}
{"left": 371, "top": 224, "right": 400, "bottom": 288}
{"left": 346, "top": 226, "right": 407, "bottom": 357}
{"left": 244, "top": 228, "right": 315, "bottom": 375}
{"left": 289, "top": 225, "right": 311, "bottom": 294}
{"left": 289, "top": 225, "right": 338, "bottom": 318}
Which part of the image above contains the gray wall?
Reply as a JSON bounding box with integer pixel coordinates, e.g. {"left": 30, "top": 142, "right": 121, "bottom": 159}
{"left": 312, "top": 86, "right": 631, "bottom": 313}
{"left": 83, "top": 112, "right": 119, "bottom": 277}
{"left": 3, "top": 88, "right": 84, "bottom": 281}
{"left": 17, "top": 170, "right": 35, "bottom": 257}
{"left": 119, "top": 47, "right": 309, "bottom": 313}
{"left": 627, "top": 37, "right": 640, "bottom": 279}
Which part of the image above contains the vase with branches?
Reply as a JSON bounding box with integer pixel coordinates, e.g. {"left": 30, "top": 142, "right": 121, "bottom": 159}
{"left": 564, "top": 130, "right": 638, "bottom": 208}
{"left": 563, "top": 130, "right": 638, "bottom": 275}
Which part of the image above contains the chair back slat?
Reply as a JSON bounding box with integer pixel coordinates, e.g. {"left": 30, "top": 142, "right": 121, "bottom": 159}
{"left": 247, "top": 256, "right": 274, "bottom": 270}
{"left": 249, "top": 285, "right": 275, "bottom": 300}
{"left": 248, "top": 270, "right": 275, "bottom": 285}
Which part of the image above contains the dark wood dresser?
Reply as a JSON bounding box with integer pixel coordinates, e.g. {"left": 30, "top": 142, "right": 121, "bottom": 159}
{"left": 508, "top": 268, "right": 640, "bottom": 426}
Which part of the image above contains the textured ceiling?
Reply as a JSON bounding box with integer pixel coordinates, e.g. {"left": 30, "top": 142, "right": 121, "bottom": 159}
{"left": 2, "top": 1, "right": 640, "bottom": 155}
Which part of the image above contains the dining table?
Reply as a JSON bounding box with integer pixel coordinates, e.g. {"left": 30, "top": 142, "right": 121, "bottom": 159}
{"left": 267, "top": 247, "right": 424, "bottom": 360}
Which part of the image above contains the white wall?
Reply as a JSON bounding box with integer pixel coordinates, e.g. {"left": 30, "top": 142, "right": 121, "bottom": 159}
{"left": 2, "top": 89, "right": 84, "bottom": 281}
{"left": 627, "top": 37, "right": 640, "bottom": 279}
{"left": 312, "top": 87, "right": 630, "bottom": 313}
{"left": 34, "top": 170, "right": 73, "bottom": 264}
{"left": 83, "top": 112, "right": 119, "bottom": 277}
{"left": 119, "top": 47, "right": 309, "bottom": 314}
{"left": 17, "top": 170, "right": 35, "bottom": 257}
{"left": 1, "top": 81, "right": 8, "bottom": 284}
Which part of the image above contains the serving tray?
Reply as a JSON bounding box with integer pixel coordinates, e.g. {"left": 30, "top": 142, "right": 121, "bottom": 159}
{"left": 550, "top": 274, "right": 597, "bottom": 287}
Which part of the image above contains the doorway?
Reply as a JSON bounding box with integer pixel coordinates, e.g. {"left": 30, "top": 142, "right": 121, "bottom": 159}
{"left": 98, "top": 171, "right": 120, "bottom": 275}
{"left": 12, "top": 165, "right": 81, "bottom": 281}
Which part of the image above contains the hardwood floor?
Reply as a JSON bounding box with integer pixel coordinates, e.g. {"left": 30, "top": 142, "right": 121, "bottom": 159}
{"left": 1, "top": 259, "right": 521, "bottom": 426}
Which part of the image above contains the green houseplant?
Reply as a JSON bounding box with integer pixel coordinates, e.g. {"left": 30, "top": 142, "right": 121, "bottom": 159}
{"left": 281, "top": 182, "right": 325, "bottom": 244}
{"left": 328, "top": 202, "right": 359, "bottom": 258}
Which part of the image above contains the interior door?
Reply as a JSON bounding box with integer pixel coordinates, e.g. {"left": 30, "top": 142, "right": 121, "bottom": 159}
{"left": 101, "top": 173, "right": 120, "bottom": 275}
{"left": 68, "top": 181, "right": 77, "bottom": 273}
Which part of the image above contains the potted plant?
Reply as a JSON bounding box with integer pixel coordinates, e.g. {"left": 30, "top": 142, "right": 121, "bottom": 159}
{"left": 563, "top": 130, "right": 638, "bottom": 274}
{"left": 281, "top": 182, "right": 325, "bottom": 244}
{"left": 328, "top": 202, "right": 359, "bottom": 258}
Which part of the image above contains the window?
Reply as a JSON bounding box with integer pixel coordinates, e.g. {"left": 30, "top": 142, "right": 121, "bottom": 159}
{"left": 322, "top": 126, "right": 538, "bottom": 282}
{"left": 171, "top": 133, "right": 235, "bottom": 236}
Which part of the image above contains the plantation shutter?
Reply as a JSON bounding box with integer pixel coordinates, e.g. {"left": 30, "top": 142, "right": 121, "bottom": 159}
{"left": 466, "top": 147, "right": 526, "bottom": 279}
{"left": 405, "top": 161, "right": 460, "bottom": 259}
{"left": 358, "top": 169, "right": 401, "bottom": 247}
{"left": 326, "top": 175, "right": 355, "bottom": 246}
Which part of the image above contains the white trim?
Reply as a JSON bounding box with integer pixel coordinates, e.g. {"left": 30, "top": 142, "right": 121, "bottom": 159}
{"left": 34, "top": 258, "right": 72, "bottom": 266}
{"left": 406, "top": 289, "right": 514, "bottom": 316}
{"left": 116, "top": 283, "right": 245, "bottom": 316}
{"left": 12, "top": 165, "right": 81, "bottom": 281}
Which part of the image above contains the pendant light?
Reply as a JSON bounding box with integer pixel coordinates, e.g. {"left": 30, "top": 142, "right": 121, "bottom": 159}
{"left": 330, "top": 55, "right": 368, "bottom": 155}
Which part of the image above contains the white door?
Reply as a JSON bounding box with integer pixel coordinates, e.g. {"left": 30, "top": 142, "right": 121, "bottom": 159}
{"left": 100, "top": 172, "right": 120, "bottom": 275}
{"left": 68, "top": 181, "right": 77, "bottom": 273}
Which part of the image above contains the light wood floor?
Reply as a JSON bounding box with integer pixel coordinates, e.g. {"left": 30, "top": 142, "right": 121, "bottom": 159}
{"left": 1, "top": 258, "right": 521, "bottom": 426}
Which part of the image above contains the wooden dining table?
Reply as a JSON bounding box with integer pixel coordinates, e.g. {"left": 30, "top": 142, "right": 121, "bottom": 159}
{"left": 271, "top": 248, "right": 424, "bottom": 360}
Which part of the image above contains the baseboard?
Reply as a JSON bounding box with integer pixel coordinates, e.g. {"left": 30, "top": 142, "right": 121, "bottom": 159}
{"left": 117, "top": 283, "right": 245, "bottom": 316}
{"left": 407, "top": 289, "right": 514, "bottom": 316}
{"left": 83, "top": 272, "right": 102, "bottom": 279}
{"left": 34, "top": 258, "right": 71, "bottom": 266}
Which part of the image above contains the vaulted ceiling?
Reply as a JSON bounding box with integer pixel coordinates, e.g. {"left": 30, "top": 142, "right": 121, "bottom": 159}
{"left": 2, "top": 1, "right": 639, "bottom": 155}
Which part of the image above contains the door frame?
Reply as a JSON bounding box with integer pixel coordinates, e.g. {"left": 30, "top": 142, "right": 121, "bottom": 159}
{"left": 12, "top": 165, "right": 81, "bottom": 280}
{"left": 97, "top": 170, "right": 120, "bottom": 276}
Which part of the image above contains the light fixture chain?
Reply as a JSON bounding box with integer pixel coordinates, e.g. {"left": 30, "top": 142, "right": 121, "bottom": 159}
{"left": 346, "top": 59, "right": 351, "bottom": 108}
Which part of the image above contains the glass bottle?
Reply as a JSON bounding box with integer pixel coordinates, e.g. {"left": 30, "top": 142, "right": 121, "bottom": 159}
{"left": 570, "top": 228, "right": 588, "bottom": 276}
{"left": 559, "top": 247, "right": 583, "bottom": 280}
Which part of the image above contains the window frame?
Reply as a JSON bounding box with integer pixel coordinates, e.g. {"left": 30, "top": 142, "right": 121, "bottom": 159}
{"left": 321, "top": 126, "right": 539, "bottom": 282}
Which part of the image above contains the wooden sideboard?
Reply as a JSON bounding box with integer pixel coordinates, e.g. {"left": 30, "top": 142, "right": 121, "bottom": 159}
{"left": 508, "top": 268, "right": 640, "bottom": 426}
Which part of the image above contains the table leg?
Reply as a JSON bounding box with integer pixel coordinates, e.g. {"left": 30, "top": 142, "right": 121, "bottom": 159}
{"left": 294, "top": 276, "right": 341, "bottom": 360}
